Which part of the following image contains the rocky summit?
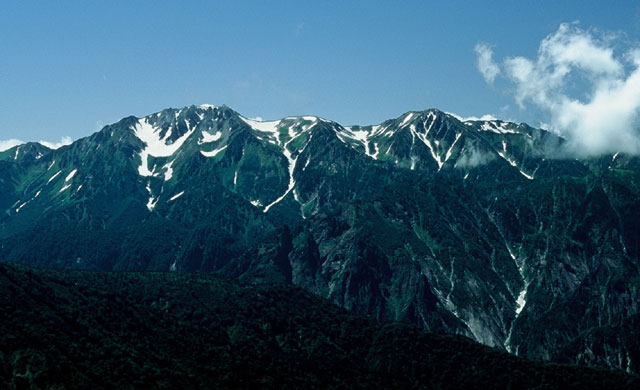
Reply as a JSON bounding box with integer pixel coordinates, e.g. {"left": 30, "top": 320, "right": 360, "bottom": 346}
{"left": 1, "top": 104, "right": 639, "bottom": 373}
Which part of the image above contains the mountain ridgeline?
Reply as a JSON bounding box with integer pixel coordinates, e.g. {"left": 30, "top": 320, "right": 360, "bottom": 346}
{"left": 1, "top": 104, "right": 639, "bottom": 373}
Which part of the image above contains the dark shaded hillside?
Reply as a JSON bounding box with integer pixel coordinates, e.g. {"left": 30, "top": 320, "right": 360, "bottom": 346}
{"left": 0, "top": 263, "right": 637, "bottom": 389}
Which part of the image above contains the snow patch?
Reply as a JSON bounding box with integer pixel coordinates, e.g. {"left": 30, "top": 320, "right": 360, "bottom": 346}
{"left": 350, "top": 129, "right": 370, "bottom": 151}
{"left": 372, "top": 143, "right": 380, "bottom": 159}
{"left": 515, "top": 289, "right": 527, "bottom": 315}
{"left": 412, "top": 124, "right": 444, "bottom": 169}
{"left": 339, "top": 126, "right": 378, "bottom": 159}
{"left": 496, "top": 140, "right": 534, "bottom": 179}
{"left": 199, "top": 130, "right": 222, "bottom": 144}
{"left": 169, "top": 191, "right": 184, "bottom": 201}
{"left": 144, "top": 182, "right": 158, "bottom": 211}
{"left": 399, "top": 113, "right": 415, "bottom": 127}
{"left": 370, "top": 124, "right": 383, "bottom": 136}
{"left": 163, "top": 161, "right": 174, "bottom": 181}
{"left": 65, "top": 169, "right": 77, "bottom": 182}
{"left": 263, "top": 128, "right": 314, "bottom": 213}
{"left": 201, "top": 145, "right": 227, "bottom": 158}
{"left": 133, "top": 118, "right": 195, "bottom": 177}
{"left": 242, "top": 116, "right": 316, "bottom": 213}
{"left": 505, "top": 249, "right": 529, "bottom": 353}
{"left": 240, "top": 116, "right": 281, "bottom": 134}
{"left": 479, "top": 121, "right": 518, "bottom": 135}
{"left": 47, "top": 170, "right": 62, "bottom": 184}
{"left": 444, "top": 133, "right": 462, "bottom": 162}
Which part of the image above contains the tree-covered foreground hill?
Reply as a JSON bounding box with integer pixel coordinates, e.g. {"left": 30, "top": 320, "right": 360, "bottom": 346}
{"left": 0, "top": 263, "right": 637, "bottom": 389}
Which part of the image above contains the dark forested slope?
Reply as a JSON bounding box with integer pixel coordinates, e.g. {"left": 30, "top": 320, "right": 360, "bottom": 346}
{"left": 0, "top": 263, "right": 637, "bottom": 389}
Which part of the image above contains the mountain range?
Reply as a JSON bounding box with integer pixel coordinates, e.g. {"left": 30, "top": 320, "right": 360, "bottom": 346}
{"left": 1, "top": 104, "right": 639, "bottom": 373}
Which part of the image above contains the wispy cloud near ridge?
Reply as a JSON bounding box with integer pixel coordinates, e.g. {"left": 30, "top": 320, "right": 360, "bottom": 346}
{"left": 0, "top": 139, "right": 24, "bottom": 152}
{"left": 39, "top": 136, "right": 73, "bottom": 150}
{"left": 0, "top": 136, "right": 73, "bottom": 152}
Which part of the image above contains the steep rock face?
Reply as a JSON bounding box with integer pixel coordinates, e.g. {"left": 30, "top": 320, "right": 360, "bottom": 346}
{"left": 1, "top": 105, "right": 639, "bottom": 372}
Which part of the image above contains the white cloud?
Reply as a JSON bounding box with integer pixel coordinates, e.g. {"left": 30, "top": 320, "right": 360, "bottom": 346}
{"left": 455, "top": 146, "right": 496, "bottom": 168}
{"left": 464, "top": 114, "right": 498, "bottom": 122}
{"left": 447, "top": 112, "right": 497, "bottom": 122}
{"left": 474, "top": 43, "right": 501, "bottom": 84}
{"left": 0, "top": 136, "right": 74, "bottom": 152}
{"left": 39, "top": 136, "right": 73, "bottom": 150}
{"left": 0, "top": 139, "right": 24, "bottom": 152}
{"left": 479, "top": 22, "right": 640, "bottom": 156}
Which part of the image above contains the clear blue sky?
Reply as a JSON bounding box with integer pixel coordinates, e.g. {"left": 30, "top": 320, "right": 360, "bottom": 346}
{"left": 1, "top": 0, "right": 639, "bottom": 143}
